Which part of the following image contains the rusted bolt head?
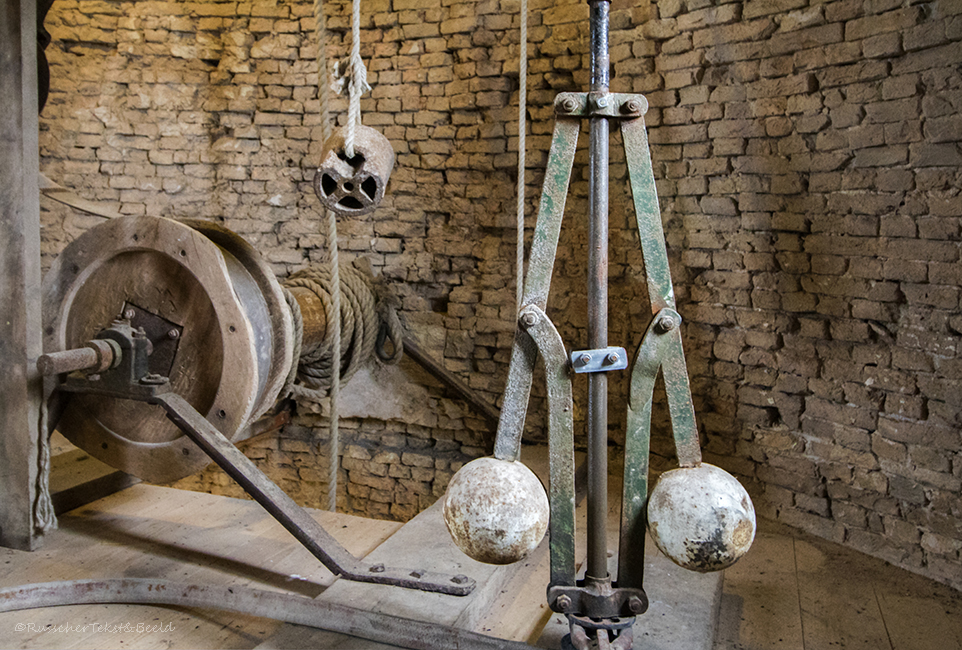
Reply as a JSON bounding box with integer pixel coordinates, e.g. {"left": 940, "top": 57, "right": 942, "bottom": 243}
{"left": 368, "top": 563, "right": 385, "bottom": 573}
{"left": 628, "top": 596, "right": 646, "bottom": 614}
{"left": 167, "top": 329, "right": 180, "bottom": 340}
{"left": 606, "top": 352, "right": 620, "bottom": 364}
{"left": 654, "top": 313, "right": 677, "bottom": 333}
{"left": 556, "top": 595, "right": 572, "bottom": 612}
{"left": 520, "top": 311, "right": 538, "bottom": 327}
{"left": 623, "top": 99, "right": 642, "bottom": 114}
{"left": 578, "top": 353, "right": 592, "bottom": 366}
{"left": 560, "top": 97, "right": 577, "bottom": 112}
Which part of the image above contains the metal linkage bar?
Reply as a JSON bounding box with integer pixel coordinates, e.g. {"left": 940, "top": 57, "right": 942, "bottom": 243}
{"left": 150, "top": 392, "right": 475, "bottom": 596}
{"left": 0, "top": 579, "right": 527, "bottom": 650}
{"left": 494, "top": 114, "right": 580, "bottom": 462}
{"left": 52, "top": 322, "right": 476, "bottom": 598}
{"left": 517, "top": 305, "right": 576, "bottom": 590}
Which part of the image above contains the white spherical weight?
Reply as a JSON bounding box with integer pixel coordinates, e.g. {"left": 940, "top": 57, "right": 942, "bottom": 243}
{"left": 443, "top": 457, "right": 549, "bottom": 565}
{"left": 647, "top": 463, "right": 755, "bottom": 573}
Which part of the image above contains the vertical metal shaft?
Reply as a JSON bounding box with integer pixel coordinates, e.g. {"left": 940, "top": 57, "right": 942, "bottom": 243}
{"left": 585, "top": 0, "right": 610, "bottom": 582}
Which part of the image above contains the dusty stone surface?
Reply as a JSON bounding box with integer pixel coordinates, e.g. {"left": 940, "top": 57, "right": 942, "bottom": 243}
{"left": 38, "top": 0, "right": 962, "bottom": 591}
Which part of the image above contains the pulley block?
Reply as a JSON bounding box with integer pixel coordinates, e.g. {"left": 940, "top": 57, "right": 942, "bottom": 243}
{"left": 42, "top": 216, "right": 294, "bottom": 483}
{"left": 313, "top": 124, "right": 394, "bottom": 217}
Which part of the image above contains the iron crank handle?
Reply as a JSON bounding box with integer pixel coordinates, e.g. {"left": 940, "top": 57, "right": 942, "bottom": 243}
{"left": 149, "top": 392, "right": 476, "bottom": 597}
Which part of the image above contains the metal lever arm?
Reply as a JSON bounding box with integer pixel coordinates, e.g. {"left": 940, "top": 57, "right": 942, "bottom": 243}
{"left": 517, "top": 305, "right": 576, "bottom": 589}
{"left": 149, "top": 392, "right": 475, "bottom": 596}
{"left": 493, "top": 112, "right": 580, "bottom": 462}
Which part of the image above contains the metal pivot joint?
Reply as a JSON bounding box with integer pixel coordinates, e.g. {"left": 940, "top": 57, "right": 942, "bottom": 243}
{"left": 46, "top": 321, "right": 476, "bottom": 598}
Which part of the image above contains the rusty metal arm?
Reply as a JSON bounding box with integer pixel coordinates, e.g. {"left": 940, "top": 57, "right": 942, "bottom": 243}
{"left": 0, "top": 579, "right": 532, "bottom": 650}
{"left": 517, "top": 305, "right": 576, "bottom": 590}
{"left": 402, "top": 336, "right": 501, "bottom": 428}
{"left": 149, "top": 392, "right": 475, "bottom": 597}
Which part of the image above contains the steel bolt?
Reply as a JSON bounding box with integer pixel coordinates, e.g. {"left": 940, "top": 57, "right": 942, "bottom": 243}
{"left": 560, "top": 97, "right": 577, "bottom": 113}
{"left": 556, "top": 595, "right": 572, "bottom": 612}
{"left": 368, "top": 564, "right": 385, "bottom": 573}
{"left": 623, "top": 99, "right": 642, "bottom": 114}
{"left": 578, "top": 353, "right": 592, "bottom": 366}
{"left": 521, "top": 312, "right": 538, "bottom": 327}
{"left": 451, "top": 574, "right": 469, "bottom": 585}
{"left": 123, "top": 309, "right": 136, "bottom": 320}
{"left": 654, "top": 313, "right": 677, "bottom": 333}
{"left": 628, "top": 596, "right": 646, "bottom": 614}
{"left": 595, "top": 95, "right": 610, "bottom": 109}
{"left": 606, "top": 352, "right": 620, "bottom": 364}
{"left": 167, "top": 329, "right": 180, "bottom": 340}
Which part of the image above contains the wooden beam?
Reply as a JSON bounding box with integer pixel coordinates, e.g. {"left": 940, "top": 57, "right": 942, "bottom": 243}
{"left": 0, "top": 0, "right": 45, "bottom": 551}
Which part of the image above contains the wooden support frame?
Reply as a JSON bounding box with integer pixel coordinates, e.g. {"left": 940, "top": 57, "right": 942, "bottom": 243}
{"left": 0, "top": 0, "right": 46, "bottom": 551}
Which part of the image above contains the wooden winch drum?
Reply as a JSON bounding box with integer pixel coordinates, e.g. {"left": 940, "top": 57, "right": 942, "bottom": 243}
{"left": 42, "top": 216, "right": 294, "bottom": 484}
{"left": 313, "top": 124, "right": 395, "bottom": 217}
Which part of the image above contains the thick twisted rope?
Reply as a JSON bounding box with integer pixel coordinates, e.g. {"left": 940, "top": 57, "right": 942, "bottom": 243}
{"left": 280, "top": 263, "right": 404, "bottom": 422}
{"left": 345, "top": 0, "right": 367, "bottom": 159}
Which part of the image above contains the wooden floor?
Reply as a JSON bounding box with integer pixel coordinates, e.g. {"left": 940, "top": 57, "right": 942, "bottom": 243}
{"left": 0, "top": 485, "right": 403, "bottom": 649}
{"left": 716, "top": 518, "right": 962, "bottom": 650}
{"left": 5, "top": 441, "right": 961, "bottom": 650}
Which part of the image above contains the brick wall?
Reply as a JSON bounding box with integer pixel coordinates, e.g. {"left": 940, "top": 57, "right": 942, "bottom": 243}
{"left": 39, "top": 0, "right": 961, "bottom": 590}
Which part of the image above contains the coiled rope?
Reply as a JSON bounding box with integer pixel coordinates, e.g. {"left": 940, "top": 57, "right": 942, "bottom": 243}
{"left": 279, "top": 262, "right": 404, "bottom": 416}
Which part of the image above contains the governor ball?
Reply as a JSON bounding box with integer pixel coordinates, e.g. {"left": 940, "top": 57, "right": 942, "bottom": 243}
{"left": 647, "top": 463, "right": 755, "bottom": 573}
{"left": 443, "top": 457, "right": 549, "bottom": 565}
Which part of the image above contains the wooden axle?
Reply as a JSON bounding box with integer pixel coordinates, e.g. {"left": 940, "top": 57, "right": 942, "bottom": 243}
{"left": 287, "top": 286, "right": 328, "bottom": 352}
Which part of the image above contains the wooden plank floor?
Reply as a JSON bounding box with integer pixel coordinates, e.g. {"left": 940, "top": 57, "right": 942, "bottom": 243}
{"left": 0, "top": 485, "right": 401, "bottom": 649}
{"left": 715, "top": 518, "right": 962, "bottom": 650}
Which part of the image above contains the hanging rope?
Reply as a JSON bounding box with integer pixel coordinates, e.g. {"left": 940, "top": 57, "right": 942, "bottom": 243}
{"left": 280, "top": 260, "right": 404, "bottom": 510}
{"left": 344, "top": 0, "right": 369, "bottom": 159}
{"left": 34, "top": 382, "right": 58, "bottom": 534}
{"left": 516, "top": 0, "right": 528, "bottom": 313}
{"left": 313, "top": 0, "right": 341, "bottom": 512}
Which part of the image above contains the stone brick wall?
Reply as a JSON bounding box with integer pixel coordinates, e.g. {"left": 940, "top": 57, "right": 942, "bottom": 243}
{"left": 39, "top": 0, "right": 961, "bottom": 590}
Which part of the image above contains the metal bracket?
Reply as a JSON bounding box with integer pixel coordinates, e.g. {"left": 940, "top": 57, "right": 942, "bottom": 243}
{"left": 52, "top": 323, "right": 476, "bottom": 597}
{"left": 554, "top": 92, "right": 648, "bottom": 119}
{"left": 570, "top": 347, "right": 627, "bottom": 374}
{"left": 547, "top": 580, "right": 648, "bottom": 619}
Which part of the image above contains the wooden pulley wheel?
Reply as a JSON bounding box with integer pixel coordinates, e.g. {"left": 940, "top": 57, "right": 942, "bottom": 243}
{"left": 42, "top": 216, "right": 294, "bottom": 484}
{"left": 314, "top": 124, "right": 395, "bottom": 217}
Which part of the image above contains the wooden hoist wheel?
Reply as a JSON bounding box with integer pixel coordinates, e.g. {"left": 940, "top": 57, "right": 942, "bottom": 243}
{"left": 43, "top": 216, "right": 295, "bottom": 484}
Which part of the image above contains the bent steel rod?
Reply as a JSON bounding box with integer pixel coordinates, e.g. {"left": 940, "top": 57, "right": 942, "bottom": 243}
{"left": 586, "top": 0, "right": 611, "bottom": 583}
{"left": 0, "top": 579, "right": 532, "bottom": 650}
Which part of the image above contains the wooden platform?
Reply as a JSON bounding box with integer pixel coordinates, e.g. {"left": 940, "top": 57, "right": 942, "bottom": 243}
{"left": 0, "top": 484, "right": 402, "bottom": 649}
{"left": 1, "top": 446, "right": 724, "bottom": 649}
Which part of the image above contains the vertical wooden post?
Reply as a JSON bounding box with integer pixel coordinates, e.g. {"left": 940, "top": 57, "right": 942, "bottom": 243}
{"left": 0, "top": 0, "right": 45, "bottom": 551}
